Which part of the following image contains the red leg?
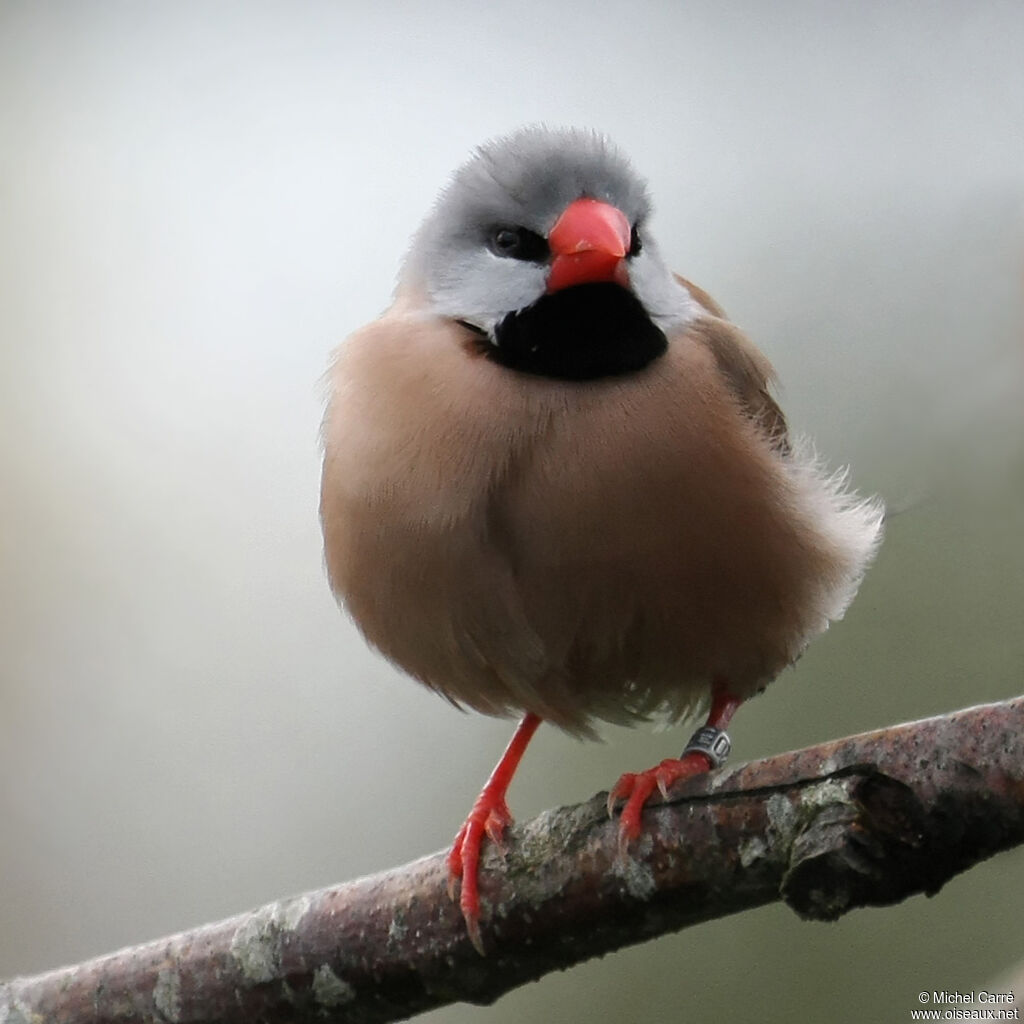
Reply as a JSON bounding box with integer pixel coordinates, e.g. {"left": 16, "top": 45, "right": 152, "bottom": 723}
{"left": 447, "top": 712, "right": 541, "bottom": 954}
{"left": 608, "top": 680, "right": 742, "bottom": 847}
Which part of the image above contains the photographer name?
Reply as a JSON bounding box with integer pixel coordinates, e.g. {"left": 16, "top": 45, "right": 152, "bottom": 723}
{"left": 931, "top": 992, "right": 1015, "bottom": 1005}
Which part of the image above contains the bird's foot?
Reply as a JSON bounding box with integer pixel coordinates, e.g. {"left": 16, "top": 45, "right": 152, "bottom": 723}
{"left": 444, "top": 713, "right": 540, "bottom": 955}
{"left": 446, "top": 789, "right": 513, "bottom": 955}
{"left": 609, "top": 683, "right": 741, "bottom": 852}
{"left": 607, "top": 751, "right": 714, "bottom": 852}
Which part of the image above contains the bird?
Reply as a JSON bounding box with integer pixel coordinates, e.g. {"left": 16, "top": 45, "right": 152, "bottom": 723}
{"left": 319, "top": 126, "right": 884, "bottom": 954}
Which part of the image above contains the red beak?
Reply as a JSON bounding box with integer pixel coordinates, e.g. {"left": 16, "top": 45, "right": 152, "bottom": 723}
{"left": 546, "top": 198, "right": 632, "bottom": 293}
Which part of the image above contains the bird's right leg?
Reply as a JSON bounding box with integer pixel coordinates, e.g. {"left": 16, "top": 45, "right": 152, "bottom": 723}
{"left": 447, "top": 712, "right": 541, "bottom": 954}
{"left": 608, "top": 679, "right": 741, "bottom": 847}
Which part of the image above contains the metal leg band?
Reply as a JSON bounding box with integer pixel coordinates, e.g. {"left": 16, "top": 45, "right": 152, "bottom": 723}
{"left": 681, "top": 725, "right": 732, "bottom": 768}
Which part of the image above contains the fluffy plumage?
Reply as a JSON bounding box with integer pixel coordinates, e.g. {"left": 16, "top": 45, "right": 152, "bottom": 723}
{"left": 320, "top": 126, "right": 883, "bottom": 738}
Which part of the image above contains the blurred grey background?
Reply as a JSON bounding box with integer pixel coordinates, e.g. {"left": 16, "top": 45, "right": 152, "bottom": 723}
{"left": 2, "top": 2, "right": 1023, "bottom": 1021}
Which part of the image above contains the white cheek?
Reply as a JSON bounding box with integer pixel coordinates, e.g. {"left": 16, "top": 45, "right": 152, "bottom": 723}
{"left": 629, "top": 251, "right": 699, "bottom": 330}
{"left": 429, "top": 254, "right": 548, "bottom": 329}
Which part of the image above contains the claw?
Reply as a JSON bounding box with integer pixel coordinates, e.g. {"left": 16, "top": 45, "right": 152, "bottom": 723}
{"left": 617, "top": 823, "right": 632, "bottom": 861}
{"left": 485, "top": 807, "right": 510, "bottom": 848}
{"left": 445, "top": 713, "right": 542, "bottom": 955}
{"left": 464, "top": 913, "right": 485, "bottom": 957}
{"left": 607, "top": 681, "right": 743, "bottom": 853}
{"left": 606, "top": 773, "right": 633, "bottom": 819}
{"left": 609, "top": 753, "right": 714, "bottom": 852}
{"left": 447, "top": 802, "right": 509, "bottom": 955}
{"left": 656, "top": 774, "right": 671, "bottom": 801}
{"left": 446, "top": 821, "right": 466, "bottom": 899}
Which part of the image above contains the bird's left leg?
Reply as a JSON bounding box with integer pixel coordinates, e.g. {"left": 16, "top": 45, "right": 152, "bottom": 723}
{"left": 447, "top": 712, "right": 541, "bottom": 954}
{"left": 608, "top": 679, "right": 741, "bottom": 845}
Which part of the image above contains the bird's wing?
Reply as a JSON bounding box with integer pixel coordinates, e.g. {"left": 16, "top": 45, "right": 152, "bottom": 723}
{"left": 676, "top": 275, "right": 790, "bottom": 452}
{"left": 674, "top": 274, "right": 728, "bottom": 319}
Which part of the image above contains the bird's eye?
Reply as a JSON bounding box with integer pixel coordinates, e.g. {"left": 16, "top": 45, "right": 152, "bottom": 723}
{"left": 488, "top": 226, "right": 549, "bottom": 263}
{"left": 629, "top": 224, "right": 643, "bottom": 256}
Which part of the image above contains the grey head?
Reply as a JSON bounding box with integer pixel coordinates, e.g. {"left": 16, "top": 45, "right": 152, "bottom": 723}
{"left": 401, "top": 126, "right": 696, "bottom": 339}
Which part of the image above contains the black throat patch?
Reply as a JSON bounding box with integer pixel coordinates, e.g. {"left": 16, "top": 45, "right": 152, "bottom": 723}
{"left": 485, "top": 283, "right": 668, "bottom": 381}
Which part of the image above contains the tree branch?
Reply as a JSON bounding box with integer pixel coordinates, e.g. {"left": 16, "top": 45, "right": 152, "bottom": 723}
{"left": 4, "top": 697, "right": 1024, "bottom": 1023}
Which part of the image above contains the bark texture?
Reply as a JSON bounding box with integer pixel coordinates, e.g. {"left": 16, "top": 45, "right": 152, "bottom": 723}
{"left": 3, "top": 697, "right": 1023, "bottom": 1024}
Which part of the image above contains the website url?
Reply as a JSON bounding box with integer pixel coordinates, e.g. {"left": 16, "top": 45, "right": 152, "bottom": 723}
{"left": 911, "top": 1011, "right": 1019, "bottom": 1021}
